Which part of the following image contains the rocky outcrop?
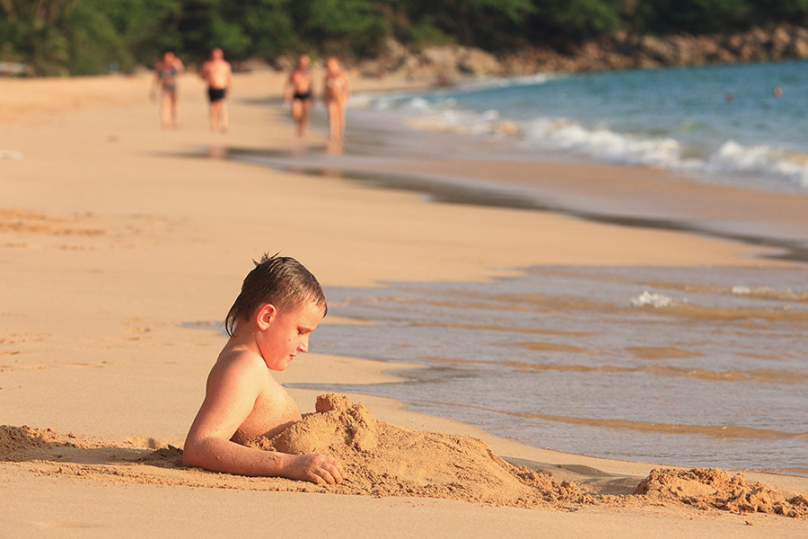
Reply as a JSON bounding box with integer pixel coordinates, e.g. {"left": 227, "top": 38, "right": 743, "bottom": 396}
{"left": 357, "top": 24, "right": 808, "bottom": 83}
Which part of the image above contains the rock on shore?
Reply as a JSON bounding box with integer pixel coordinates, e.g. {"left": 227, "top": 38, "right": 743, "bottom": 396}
{"left": 354, "top": 25, "right": 808, "bottom": 82}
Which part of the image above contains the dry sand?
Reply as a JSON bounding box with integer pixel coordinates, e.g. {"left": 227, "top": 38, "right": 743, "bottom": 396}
{"left": 2, "top": 71, "right": 807, "bottom": 538}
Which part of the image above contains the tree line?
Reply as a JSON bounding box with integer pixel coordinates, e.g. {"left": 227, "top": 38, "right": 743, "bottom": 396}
{"left": 2, "top": 0, "right": 808, "bottom": 76}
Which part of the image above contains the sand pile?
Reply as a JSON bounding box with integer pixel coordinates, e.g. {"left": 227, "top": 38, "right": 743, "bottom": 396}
{"left": 635, "top": 467, "right": 808, "bottom": 518}
{"left": 247, "top": 394, "right": 588, "bottom": 508}
{"left": 0, "top": 425, "right": 73, "bottom": 459}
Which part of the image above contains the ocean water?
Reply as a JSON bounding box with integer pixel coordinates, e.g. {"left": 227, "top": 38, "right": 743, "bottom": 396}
{"left": 308, "top": 266, "right": 808, "bottom": 473}
{"left": 353, "top": 60, "right": 808, "bottom": 192}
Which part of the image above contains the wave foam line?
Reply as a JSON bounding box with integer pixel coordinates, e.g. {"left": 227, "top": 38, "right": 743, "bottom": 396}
{"left": 368, "top": 91, "right": 808, "bottom": 188}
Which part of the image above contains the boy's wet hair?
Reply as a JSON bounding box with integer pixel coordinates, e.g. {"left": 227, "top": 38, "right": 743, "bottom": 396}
{"left": 225, "top": 253, "right": 327, "bottom": 336}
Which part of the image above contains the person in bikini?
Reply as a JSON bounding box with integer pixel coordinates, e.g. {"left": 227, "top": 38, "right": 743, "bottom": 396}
{"left": 150, "top": 50, "right": 184, "bottom": 129}
{"left": 284, "top": 55, "right": 314, "bottom": 137}
{"left": 183, "top": 254, "right": 344, "bottom": 485}
{"left": 200, "top": 48, "right": 232, "bottom": 133}
{"left": 323, "top": 56, "right": 350, "bottom": 142}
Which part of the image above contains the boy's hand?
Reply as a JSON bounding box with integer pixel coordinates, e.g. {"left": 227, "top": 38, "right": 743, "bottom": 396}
{"left": 288, "top": 453, "right": 344, "bottom": 485}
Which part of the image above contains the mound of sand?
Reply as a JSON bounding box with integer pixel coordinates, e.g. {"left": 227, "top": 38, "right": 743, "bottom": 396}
{"left": 247, "top": 394, "right": 588, "bottom": 508}
{"left": 635, "top": 467, "right": 808, "bottom": 518}
{"left": 0, "top": 425, "right": 73, "bottom": 459}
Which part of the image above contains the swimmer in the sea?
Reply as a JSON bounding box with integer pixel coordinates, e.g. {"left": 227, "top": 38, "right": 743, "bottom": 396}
{"left": 150, "top": 51, "right": 185, "bottom": 129}
{"left": 200, "top": 48, "right": 232, "bottom": 133}
{"left": 323, "top": 56, "right": 350, "bottom": 142}
{"left": 284, "top": 55, "right": 314, "bottom": 137}
{"left": 183, "top": 254, "right": 344, "bottom": 485}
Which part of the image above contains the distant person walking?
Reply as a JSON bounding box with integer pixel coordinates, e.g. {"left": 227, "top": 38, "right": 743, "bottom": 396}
{"left": 323, "top": 57, "right": 349, "bottom": 142}
{"left": 200, "top": 48, "right": 232, "bottom": 133}
{"left": 150, "top": 51, "right": 184, "bottom": 129}
{"left": 284, "top": 55, "right": 314, "bottom": 137}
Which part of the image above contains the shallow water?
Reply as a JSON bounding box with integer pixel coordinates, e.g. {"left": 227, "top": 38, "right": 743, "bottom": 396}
{"left": 302, "top": 265, "right": 808, "bottom": 473}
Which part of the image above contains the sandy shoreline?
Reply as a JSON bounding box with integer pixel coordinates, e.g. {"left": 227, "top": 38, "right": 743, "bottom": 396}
{"left": 2, "top": 72, "right": 807, "bottom": 537}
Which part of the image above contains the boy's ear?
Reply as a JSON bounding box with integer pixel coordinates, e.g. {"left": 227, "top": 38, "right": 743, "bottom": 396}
{"left": 255, "top": 304, "right": 277, "bottom": 330}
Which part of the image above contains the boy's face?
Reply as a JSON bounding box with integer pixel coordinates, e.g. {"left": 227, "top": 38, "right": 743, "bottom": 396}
{"left": 258, "top": 300, "right": 324, "bottom": 371}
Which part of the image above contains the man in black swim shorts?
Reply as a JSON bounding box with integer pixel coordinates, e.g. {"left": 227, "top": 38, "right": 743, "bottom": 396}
{"left": 293, "top": 90, "right": 311, "bottom": 102}
{"left": 284, "top": 55, "right": 314, "bottom": 137}
{"left": 200, "top": 48, "right": 232, "bottom": 133}
{"left": 208, "top": 88, "right": 227, "bottom": 102}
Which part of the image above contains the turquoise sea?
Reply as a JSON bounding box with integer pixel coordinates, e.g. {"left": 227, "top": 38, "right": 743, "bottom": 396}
{"left": 353, "top": 59, "right": 808, "bottom": 193}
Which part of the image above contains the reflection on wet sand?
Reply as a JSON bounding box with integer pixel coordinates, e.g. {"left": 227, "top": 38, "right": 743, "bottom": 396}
{"left": 422, "top": 356, "right": 807, "bottom": 384}
{"left": 343, "top": 288, "right": 808, "bottom": 323}
{"left": 626, "top": 346, "right": 703, "bottom": 360}
{"left": 411, "top": 322, "right": 594, "bottom": 337}
{"left": 326, "top": 140, "right": 344, "bottom": 155}
{"left": 641, "top": 302, "right": 808, "bottom": 323}
{"left": 205, "top": 145, "right": 228, "bottom": 159}
{"left": 423, "top": 400, "right": 808, "bottom": 439}
{"left": 519, "top": 341, "right": 589, "bottom": 353}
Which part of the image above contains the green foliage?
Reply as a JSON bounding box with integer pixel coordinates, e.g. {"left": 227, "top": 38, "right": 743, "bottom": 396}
{"left": 387, "top": 0, "right": 533, "bottom": 50}
{"left": 233, "top": 0, "right": 297, "bottom": 60}
{"left": 3, "top": 0, "right": 808, "bottom": 76}
{"left": 289, "top": 0, "right": 389, "bottom": 57}
{"left": 0, "top": 0, "right": 79, "bottom": 75}
{"left": 532, "top": 0, "right": 623, "bottom": 43}
{"left": 401, "top": 17, "right": 456, "bottom": 52}
{"left": 749, "top": 0, "right": 808, "bottom": 26}
{"left": 635, "top": 0, "right": 752, "bottom": 35}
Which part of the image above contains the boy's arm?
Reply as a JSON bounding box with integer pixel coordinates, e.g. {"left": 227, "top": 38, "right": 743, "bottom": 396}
{"left": 183, "top": 356, "right": 343, "bottom": 484}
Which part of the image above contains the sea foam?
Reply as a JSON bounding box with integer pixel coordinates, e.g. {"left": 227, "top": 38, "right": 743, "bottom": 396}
{"left": 399, "top": 103, "right": 808, "bottom": 188}
{"left": 631, "top": 291, "right": 677, "bottom": 308}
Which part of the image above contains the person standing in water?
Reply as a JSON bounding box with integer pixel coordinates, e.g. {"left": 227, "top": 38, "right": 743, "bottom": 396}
{"left": 284, "top": 55, "right": 314, "bottom": 137}
{"left": 323, "top": 57, "right": 350, "bottom": 142}
{"left": 200, "top": 48, "right": 232, "bottom": 133}
{"left": 150, "top": 51, "right": 185, "bottom": 129}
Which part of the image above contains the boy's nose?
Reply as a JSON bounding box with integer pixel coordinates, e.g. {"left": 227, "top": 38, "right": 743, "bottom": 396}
{"left": 298, "top": 336, "right": 309, "bottom": 353}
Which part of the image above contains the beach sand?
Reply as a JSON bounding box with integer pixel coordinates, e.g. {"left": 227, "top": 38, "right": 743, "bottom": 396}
{"left": 1, "top": 71, "right": 807, "bottom": 538}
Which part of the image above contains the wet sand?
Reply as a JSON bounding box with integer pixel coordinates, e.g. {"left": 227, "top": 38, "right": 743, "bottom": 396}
{"left": 1, "top": 71, "right": 807, "bottom": 537}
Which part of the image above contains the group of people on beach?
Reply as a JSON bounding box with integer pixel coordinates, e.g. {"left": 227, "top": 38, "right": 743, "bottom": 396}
{"left": 151, "top": 50, "right": 349, "bottom": 141}
{"left": 283, "top": 54, "right": 350, "bottom": 142}
{"left": 151, "top": 48, "right": 232, "bottom": 132}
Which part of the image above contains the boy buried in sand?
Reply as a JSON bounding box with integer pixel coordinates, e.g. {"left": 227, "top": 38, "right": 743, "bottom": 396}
{"left": 183, "top": 254, "right": 344, "bottom": 485}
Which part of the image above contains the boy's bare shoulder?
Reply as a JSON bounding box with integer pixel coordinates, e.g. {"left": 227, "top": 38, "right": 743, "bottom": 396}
{"left": 208, "top": 348, "right": 269, "bottom": 387}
